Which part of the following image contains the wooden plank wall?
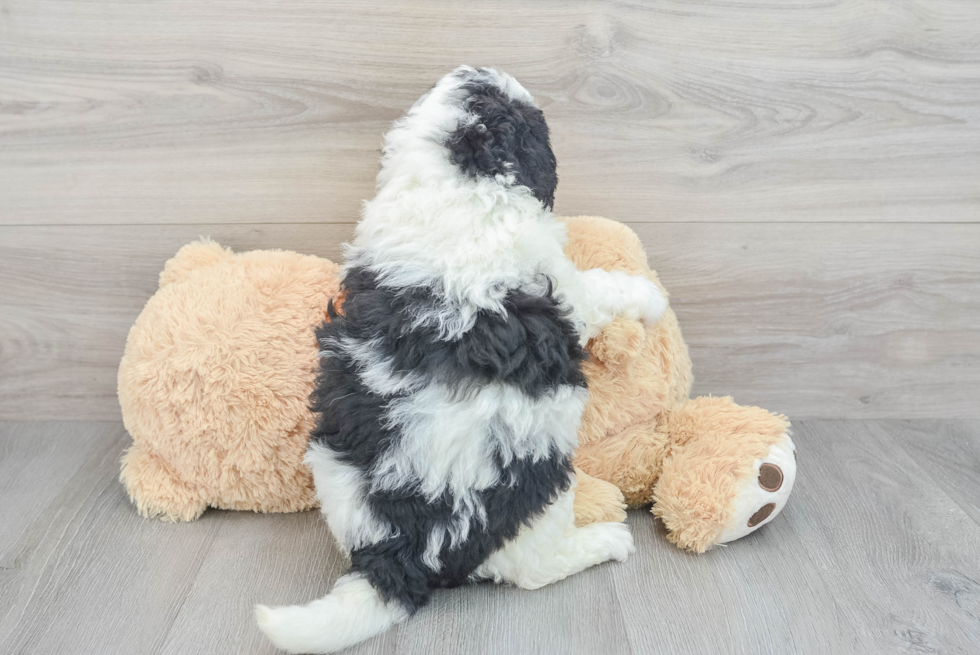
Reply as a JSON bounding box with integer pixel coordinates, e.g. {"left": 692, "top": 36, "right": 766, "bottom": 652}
{"left": 2, "top": 0, "right": 979, "bottom": 420}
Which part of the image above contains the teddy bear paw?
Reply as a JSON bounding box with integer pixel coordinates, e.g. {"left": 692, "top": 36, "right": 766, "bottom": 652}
{"left": 718, "top": 433, "right": 797, "bottom": 544}
{"left": 573, "top": 467, "right": 628, "bottom": 527}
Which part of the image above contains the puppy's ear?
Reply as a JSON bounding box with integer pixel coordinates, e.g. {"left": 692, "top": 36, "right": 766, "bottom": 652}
{"left": 448, "top": 85, "right": 558, "bottom": 209}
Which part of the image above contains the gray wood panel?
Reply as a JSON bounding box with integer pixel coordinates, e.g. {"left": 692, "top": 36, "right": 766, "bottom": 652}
{"left": 2, "top": 0, "right": 979, "bottom": 650}
{"left": 611, "top": 504, "right": 857, "bottom": 653}
{"left": 2, "top": 222, "right": 978, "bottom": 421}
{"left": 2, "top": 420, "right": 980, "bottom": 654}
{"left": 609, "top": 421, "right": 978, "bottom": 654}
{"left": 887, "top": 419, "right": 980, "bottom": 528}
{"left": 0, "top": 422, "right": 225, "bottom": 654}
{"left": 0, "top": 223, "right": 352, "bottom": 422}
{"left": 2, "top": 0, "right": 979, "bottom": 225}
{"left": 788, "top": 420, "right": 980, "bottom": 654}
{"left": 640, "top": 222, "right": 980, "bottom": 420}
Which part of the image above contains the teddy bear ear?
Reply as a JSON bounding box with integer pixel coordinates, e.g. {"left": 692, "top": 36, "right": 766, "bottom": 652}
{"left": 563, "top": 216, "right": 651, "bottom": 275}
{"left": 158, "top": 239, "right": 234, "bottom": 288}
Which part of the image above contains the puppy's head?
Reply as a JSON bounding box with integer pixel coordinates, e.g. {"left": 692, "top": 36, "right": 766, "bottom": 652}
{"left": 380, "top": 66, "right": 558, "bottom": 209}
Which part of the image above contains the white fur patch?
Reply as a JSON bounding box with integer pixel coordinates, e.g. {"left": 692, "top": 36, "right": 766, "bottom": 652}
{"left": 256, "top": 573, "right": 409, "bottom": 654}
{"left": 422, "top": 525, "right": 446, "bottom": 572}
{"left": 369, "top": 382, "right": 587, "bottom": 559}
{"left": 305, "top": 443, "right": 397, "bottom": 552}
{"left": 473, "top": 488, "right": 635, "bottom": 590}
{"left": 567, "top": 268, "right": 668, "bottom": 342}
{"left": 336, "top": 336, "right": 425, "bottom": 396}
{"left": 374, "top": 383, "right": 587, "bottom": 499}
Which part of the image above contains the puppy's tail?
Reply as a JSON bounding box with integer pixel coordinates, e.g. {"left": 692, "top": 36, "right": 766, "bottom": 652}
{"left": 256, "top": 574, "right": 408, "bottom": 654}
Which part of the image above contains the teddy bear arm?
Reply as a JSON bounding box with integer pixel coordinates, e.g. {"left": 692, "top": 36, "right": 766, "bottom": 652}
{"left": 571, "top": 466, "right": 627, "bottom": 526}
{"left": 574, "top": 419, "right": 671, "bottom": 508}
{"left": 587, "top": 317, "right": 647, "bottom": 365}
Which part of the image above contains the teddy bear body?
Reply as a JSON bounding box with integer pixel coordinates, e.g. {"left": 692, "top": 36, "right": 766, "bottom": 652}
{"left": 118, "top": 241, "right": 338, "bottom": 520}
{"left": 563, "top": 217, "right": 796, "bottom": 552}
{"left": 118, "top": 217, "right": 796, "bottom": 552}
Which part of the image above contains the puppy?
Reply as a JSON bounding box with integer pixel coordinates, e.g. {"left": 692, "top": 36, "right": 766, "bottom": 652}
{"left": 256, "top": 66, "right": 666, "bottom": 654}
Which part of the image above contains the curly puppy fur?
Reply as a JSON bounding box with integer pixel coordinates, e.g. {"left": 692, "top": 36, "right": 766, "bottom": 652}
{"left": 256, "top": 66, "right": 666, "bottom": 654}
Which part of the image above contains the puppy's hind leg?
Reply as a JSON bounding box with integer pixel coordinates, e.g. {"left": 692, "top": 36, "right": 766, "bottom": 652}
{"left": 472, "top": 489, "right": 635, "bottom": 590}
{"left": 256, "top": 573, "right": 408, "bottom": 654}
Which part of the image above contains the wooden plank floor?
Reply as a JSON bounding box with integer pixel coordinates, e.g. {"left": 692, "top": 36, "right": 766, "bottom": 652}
{"left": 2, "top": 420, "right": 978, "bottom": 655}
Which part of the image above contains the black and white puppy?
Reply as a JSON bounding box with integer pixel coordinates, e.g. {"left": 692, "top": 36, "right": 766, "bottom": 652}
{"left": 256, "top": 66, "right": 666, "bottom": 654}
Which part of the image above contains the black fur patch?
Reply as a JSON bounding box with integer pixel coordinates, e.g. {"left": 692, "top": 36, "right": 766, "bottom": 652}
{"left": 349, "top": 452, "right": 573, "bottom": 612}
{"left": 308, "top": 265, "right": 584, "bottom": 613}
{"left": 447, "top": 77, "right": 558, "bottom": 209}
{"left": 336, "top": 266, "right": 586, "bottom": 399}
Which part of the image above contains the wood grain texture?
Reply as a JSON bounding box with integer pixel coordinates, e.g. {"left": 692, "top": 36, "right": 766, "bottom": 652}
{"left": 614, "top": 493, "right": 858, "bottom": 654}
{"left": 2, "top": 0, "right": 979, "bottom": 225}
{"left": 0, "top": 223, "right": 352, "bottom": 421}
{"left": 641, "top": 222, "right": 980, "bottom": 420}
{"left": 887, "top": 419, "right": 980, "bottom": 528}
{"left": 2, "top": 221, "right": 978, "bottom": 420}
{"left": 2, "top": 420, "right": 979, "bottom": 654}
{"left": 2, "top": 2, "right": 978, "bottom": 651}
{"left": 0, "top": 422, "right": 224, "bottom": 654}
{"left": 787, "top": 420, "right": 980, "bottom": 654}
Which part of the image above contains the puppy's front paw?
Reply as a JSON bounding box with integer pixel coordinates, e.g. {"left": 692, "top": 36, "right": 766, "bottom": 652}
{"left": 577, "top": 269, "right": 667, "bottom": 336}
{"left": 629, "top": 276, "right": 667, "bottom": 326}
{"left": 640, "top": 278, "right": 667, "bottom": 325}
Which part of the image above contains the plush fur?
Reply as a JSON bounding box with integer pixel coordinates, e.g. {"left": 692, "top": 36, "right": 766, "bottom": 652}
{"left": 565, "top": 215, "right": 796, "bottom": 553}
{"left": 117, "top": 242, "right": 337, "bottom": 520}
{"left": 118, "top": 89, "right": 797, "bottom": 592}
{"left": 255, "top": 66, "right": 665, "bottom": 654}
{"left": 114, "top": 231, "right": 629, "bottom": 527}
{"left": 117, "top": 216, "right": 797, "bottom": 557}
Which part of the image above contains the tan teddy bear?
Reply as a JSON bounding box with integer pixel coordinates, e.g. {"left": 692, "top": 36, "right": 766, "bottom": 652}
{"left": 118, "top": 242, "right": 337, "bottom": 519}
{"left": 118, "top": 216, "right": 795, "bottom": 552}
{"left": 563, "top": 216, "right": 795, "bottom": 552}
